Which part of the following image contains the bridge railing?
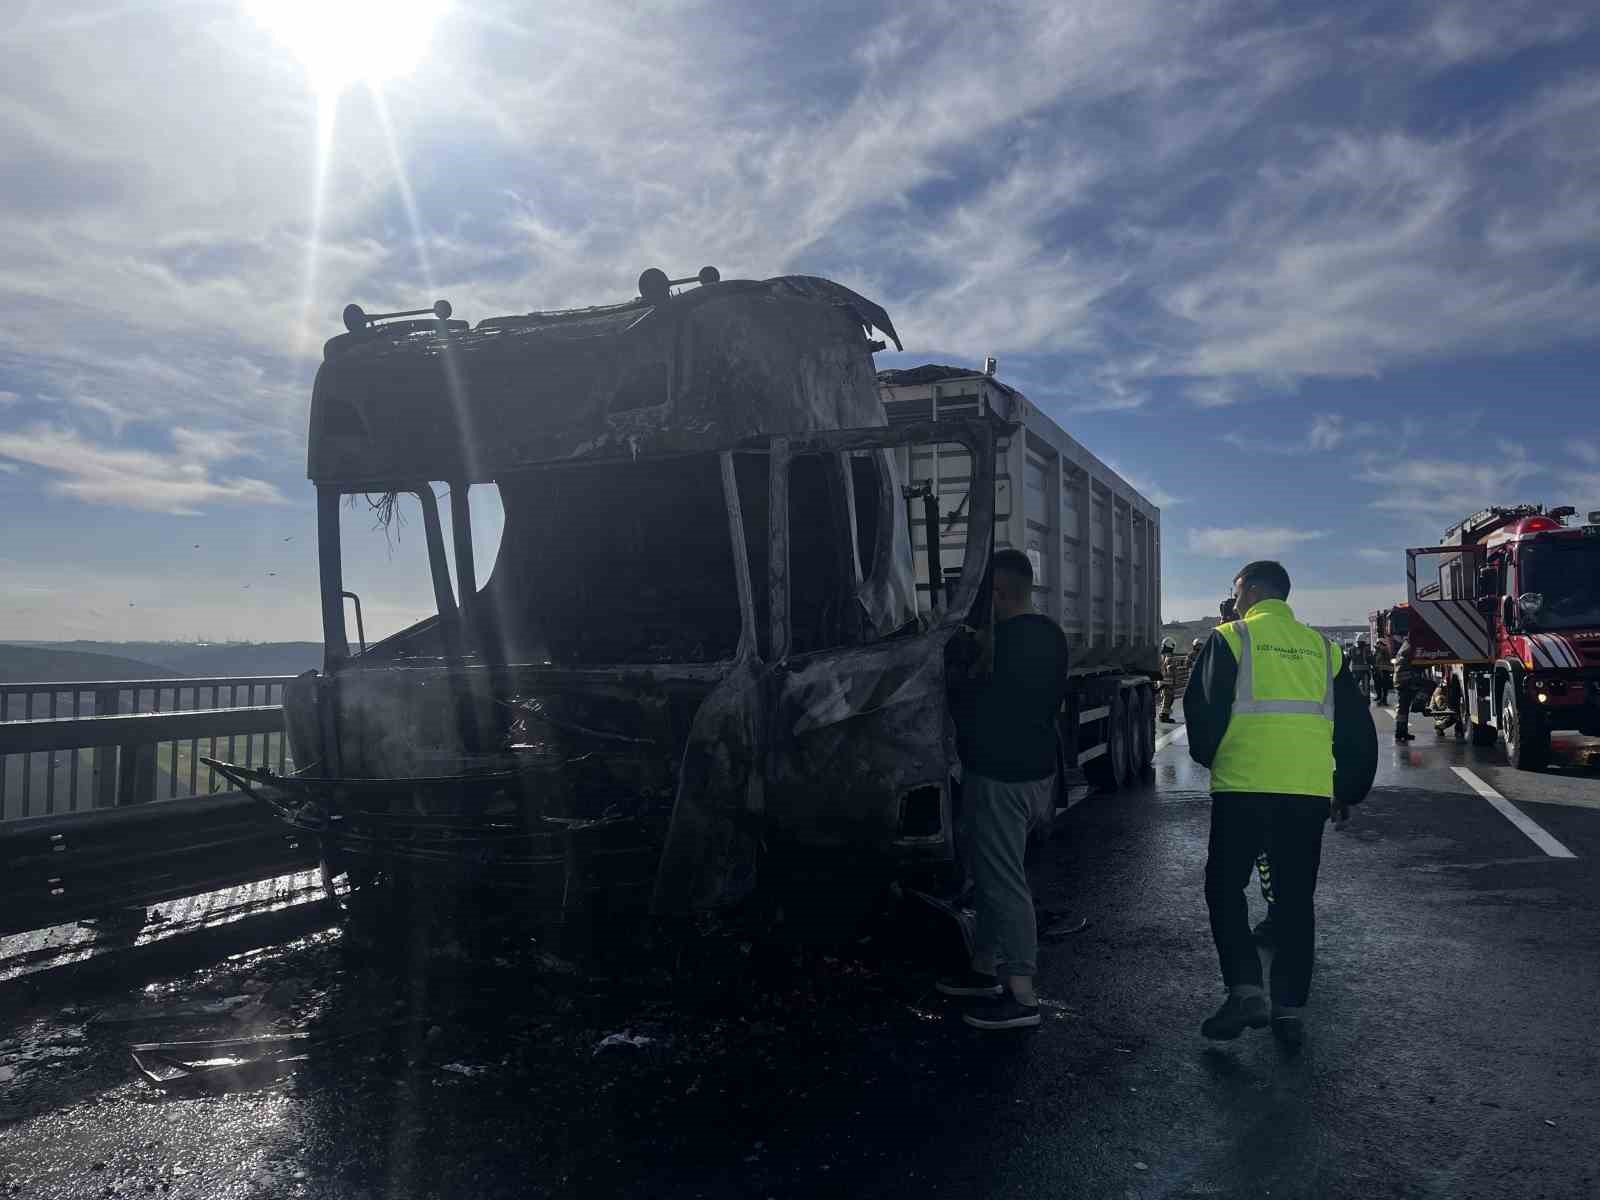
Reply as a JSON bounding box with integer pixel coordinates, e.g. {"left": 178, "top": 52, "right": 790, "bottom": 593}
{"left": 0, "top": 676, "right": 296, "bottom": 821}
{"left": 0, "top": 676, "right": 320, "bottom": 937}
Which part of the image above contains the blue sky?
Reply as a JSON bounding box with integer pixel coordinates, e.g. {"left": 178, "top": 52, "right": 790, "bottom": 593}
{"left": 2, "top": 0, "right": 1599, "bottom": 642}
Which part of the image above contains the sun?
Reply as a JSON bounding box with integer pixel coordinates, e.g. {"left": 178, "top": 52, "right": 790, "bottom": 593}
{"left": 246, "top": 0, "right": 447, "bottom": 95}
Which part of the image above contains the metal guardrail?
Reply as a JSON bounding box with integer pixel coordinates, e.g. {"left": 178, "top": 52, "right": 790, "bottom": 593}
{"left": 0, "top": 676, "right": 317, "bottom": 938}
{"left": 0, "top": 676, "right": 295, "bottom": 821}
{"left": 0, "top": 790, "right": 319, "bottom": 938}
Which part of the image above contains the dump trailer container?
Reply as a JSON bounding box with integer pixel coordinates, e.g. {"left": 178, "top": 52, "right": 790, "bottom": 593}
{"left": 878, "top": 365, "right": 1162, "bottom": 793}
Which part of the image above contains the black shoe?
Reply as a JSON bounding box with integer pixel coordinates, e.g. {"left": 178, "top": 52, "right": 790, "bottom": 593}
{"left": 1159, "top": 716, "right": 1177, "bottom": 724}
{"left": 936, "top": 969, "right": 1003, "bottom": 999}
{"left": 962, "top": 994, "right": 1042, "bottom": 1030}
{"left": 1271, "top": 1015, "right": 1305, "bottom": 1051}
{"left": 1251, "top": 914, "right": 1276, "bottom": 946}
{"left": 1200, "top": 994, "right": 1269, "bottom": 1040}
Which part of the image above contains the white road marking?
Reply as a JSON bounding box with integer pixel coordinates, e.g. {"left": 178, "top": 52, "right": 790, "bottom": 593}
{"left": 1154, "top": 725, "right": 1188, "bottom": 753}
{"left": 1451, "top": 767, "right": 1577, "bottom": 859}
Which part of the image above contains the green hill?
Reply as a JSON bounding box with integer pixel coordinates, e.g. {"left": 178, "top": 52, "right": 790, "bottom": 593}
{"left": 0, "top": 644, "right": 177, "bottom": 685}
{"left": 17, "top": 642, "right": 323, "bottom": 678}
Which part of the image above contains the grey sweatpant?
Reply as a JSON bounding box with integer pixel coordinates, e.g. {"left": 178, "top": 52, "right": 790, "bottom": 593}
{"left": 960, "top": 771, "right": 1054, "bottom": 978}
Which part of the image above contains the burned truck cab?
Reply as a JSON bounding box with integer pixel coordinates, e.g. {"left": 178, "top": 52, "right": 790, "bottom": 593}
{"left": 220, "top": 272, "right": 1006, "bottom": 941}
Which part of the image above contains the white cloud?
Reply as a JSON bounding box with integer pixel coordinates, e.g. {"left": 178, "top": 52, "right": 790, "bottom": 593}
{"left": 1223, "top": 412, "right": 1377, "bottom": 455}
{"left": 1357, "top": 453, "right": 1539, "bottom": 526}
{"left": 0, "top": 426, "right": 289, "bottom": 515}
{"left": 0, "top": 390, "right": 18, "bottom": 406}
{"left": 1187, "top": 526, "right": 1329, "bottom": 557}
{"left": 1571, "top": 440, "right": 1600, "bottom": 466}
{"left": 1355, "top": 548, "right": 1391, "bottom": 562}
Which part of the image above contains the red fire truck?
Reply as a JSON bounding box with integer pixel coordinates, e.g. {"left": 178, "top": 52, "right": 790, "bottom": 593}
{"left": 1405, "top": 504, "right": 1600, "bottom": 769}
{"left": 1367, "top": 602, "right": 1410, "bottom": 659}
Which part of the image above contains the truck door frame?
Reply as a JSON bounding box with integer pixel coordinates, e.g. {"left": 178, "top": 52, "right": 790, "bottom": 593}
{"left": 1406, "top": 545, "right": 1493, "bottom": 662}
{"left": 757, "top": 416, "right": 1009, "bottom": 864}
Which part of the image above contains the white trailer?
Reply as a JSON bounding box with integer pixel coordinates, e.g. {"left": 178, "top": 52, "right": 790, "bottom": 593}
{"left": 879, "top": 365, "right": 1163, "bottom": 793}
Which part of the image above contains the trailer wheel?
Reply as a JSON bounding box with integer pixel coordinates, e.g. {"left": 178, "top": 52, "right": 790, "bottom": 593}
{"left": 1130, "top": 688, "right": 1154, "bottom": 774}
{"left": 1501, "top": 680, "right": 1549, "bottom": 771}
{"left": 1082, "top": 694, "right": 1124, "bottom": 792}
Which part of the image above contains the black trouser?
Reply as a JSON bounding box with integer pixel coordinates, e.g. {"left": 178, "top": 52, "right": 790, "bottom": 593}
{"left": 1205, "top": 792, "right": 1328, "bottom": 1008}
{"left": 1374, "top": 672, "right": 1391, "bottom": 705}
{"left": 1395, "top": 686, "right": 1418, "bottom": 734}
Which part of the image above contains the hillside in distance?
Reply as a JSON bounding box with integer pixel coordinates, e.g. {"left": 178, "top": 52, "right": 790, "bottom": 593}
{"left": 0, "top": 644, "right": 176, "bottom": 684}
{"left": 1, "top": 642, "right": 323, "bottom": 680}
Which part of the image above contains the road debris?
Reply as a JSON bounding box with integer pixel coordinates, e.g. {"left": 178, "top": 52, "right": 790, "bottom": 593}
{"left": 89, "top": 995, "right": 254, "bottom": 1027}
{"left": 593, "top": 1031, "right": 658, "bottom": 1056}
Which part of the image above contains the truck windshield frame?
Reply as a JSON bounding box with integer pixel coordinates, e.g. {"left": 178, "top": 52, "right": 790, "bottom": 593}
{"left": 317, "top": 484, "right": 459, "bottom": 665}
{"left": 1519, "top": 540, "right": 1600, "bottom": 631}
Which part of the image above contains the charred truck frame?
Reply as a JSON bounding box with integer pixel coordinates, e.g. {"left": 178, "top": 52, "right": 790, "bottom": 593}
{"left": 211, "top": 271, "right": 1159, "bottom": 942}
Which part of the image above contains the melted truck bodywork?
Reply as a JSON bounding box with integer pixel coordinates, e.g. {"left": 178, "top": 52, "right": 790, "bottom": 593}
{"left": 216, "top": 275, "right": 1005, "bottom": 939}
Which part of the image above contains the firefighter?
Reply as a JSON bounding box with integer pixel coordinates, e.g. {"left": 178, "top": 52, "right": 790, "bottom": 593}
{"left": 1183, "top": 560, "right": 1378, "bottom": 1049}
{"left": 1392, "top": 639, "right": 1425, "bottom": 742}
{"left": 1431, "top": 673, "right": 1463, "bottom": 738}
{"left": 1252, "top": 853, "right": 1276, "bottom": 946}
{"left": 1158, "top": 637, "right": 1179, "bottom": 722}
{"left": 1372, "top": 637, "right": 1393, "bottom": 706}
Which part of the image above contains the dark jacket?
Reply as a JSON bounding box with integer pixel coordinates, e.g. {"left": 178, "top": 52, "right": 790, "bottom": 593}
{"left": 1183, "top": 631, "right": 1378, "bottom": 807}
{"left": 946, "top": 613, "right": 1071, "bottom": 782}
{"left": 1392, "top": 640, "right": 1427, "bottom": 691}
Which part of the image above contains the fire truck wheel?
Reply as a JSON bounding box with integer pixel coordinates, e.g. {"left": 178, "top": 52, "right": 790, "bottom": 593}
{"left": 1501, "top": 679, "right": 1550, "bottom": 771}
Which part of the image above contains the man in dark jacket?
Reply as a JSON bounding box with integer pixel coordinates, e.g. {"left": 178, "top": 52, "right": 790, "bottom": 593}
{"left": 1185, "top": 561, "right": 1378, "bottom": 1049}
{"left": 938, "top": 549, "right": 1071, "bottom": 1031}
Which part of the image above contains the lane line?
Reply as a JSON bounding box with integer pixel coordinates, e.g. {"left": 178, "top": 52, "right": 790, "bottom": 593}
{"left": 1154, "top": 724, "right": 1188, "bottom": 753}
{"left": 1451, "top": 766, "right": 1577, "bottom": 859}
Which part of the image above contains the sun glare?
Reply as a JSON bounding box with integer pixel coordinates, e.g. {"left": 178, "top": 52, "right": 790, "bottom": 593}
{"left": 246, "top": 0, "right": 446, "bottom": 95}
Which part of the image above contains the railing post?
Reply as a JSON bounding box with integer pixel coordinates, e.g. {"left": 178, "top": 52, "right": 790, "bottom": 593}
{"left": 118, "top": 741, "right": 158, "bottom": 806}
{"left": 92, "top": 686, "right": 120, "bottom": 809}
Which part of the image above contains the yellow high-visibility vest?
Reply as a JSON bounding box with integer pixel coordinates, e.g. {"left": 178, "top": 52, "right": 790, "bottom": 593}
{"left": 1211, "top": 599, "right": 1342, "bottom": 797}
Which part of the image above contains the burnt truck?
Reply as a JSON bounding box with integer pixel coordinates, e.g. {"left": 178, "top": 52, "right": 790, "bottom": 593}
{"left": 211, "top": 271, "right": 1160, "bottom": 942}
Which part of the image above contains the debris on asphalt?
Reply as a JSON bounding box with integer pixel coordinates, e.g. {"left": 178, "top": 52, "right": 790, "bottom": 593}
{"left": 89, "top": 995, "right": 254, "bottom": 1027}
{"left": 439, "top": 1061, "right": 490, "bottom": 1077}
{"left": 128, "top": 1033, "right": 314, "bottom": 1091}
{"left": 593, "top": 1031, "right": 658, "bottom": 1056}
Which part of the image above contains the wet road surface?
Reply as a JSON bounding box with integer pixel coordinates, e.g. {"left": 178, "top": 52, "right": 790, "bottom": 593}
{"left": 3, "top": 701, "right": 1599, "bottom": 1199}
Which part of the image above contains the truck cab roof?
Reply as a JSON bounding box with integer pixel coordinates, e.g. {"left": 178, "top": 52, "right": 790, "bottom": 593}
{"left": 307, "top": 274, "right": 901, "bottom": 488}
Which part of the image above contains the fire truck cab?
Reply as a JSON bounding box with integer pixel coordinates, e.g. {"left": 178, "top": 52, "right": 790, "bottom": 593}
{"left": 1406, "top": 504, "right": 1600, "bottom": 769}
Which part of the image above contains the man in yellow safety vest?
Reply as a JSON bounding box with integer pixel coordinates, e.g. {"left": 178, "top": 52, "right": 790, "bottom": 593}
{"left": 1183, "top": 561, "right": 1377, "bottom": 1049}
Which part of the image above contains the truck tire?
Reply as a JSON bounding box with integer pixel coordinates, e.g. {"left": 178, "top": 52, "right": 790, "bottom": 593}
{"left": 1131, "top": 688, "right": 1155, "bottom": 774}
{"left": 1501, "top": 679, "right": 1550, "bottom": 771}
{"left": 1085, "top": 693, "right": 1129, "bottom": 792}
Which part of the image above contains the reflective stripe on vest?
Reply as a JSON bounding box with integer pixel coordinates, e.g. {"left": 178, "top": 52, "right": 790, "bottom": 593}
{"left": 1230, "top": 620, "right": 1336, "bottom": 721}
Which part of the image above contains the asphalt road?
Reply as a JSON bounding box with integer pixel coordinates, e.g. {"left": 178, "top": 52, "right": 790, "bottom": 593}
{"left": 3, "top": 701, "right": 1598, "bottom": 1200}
